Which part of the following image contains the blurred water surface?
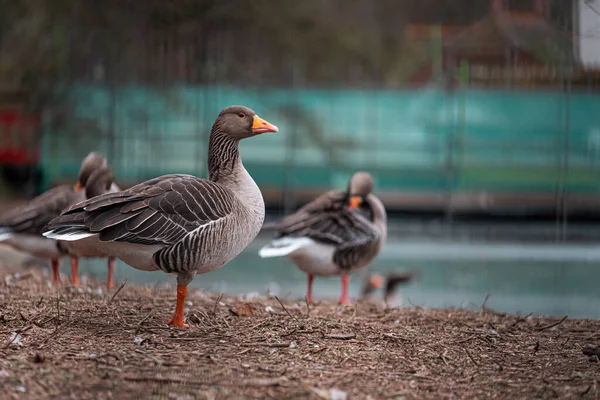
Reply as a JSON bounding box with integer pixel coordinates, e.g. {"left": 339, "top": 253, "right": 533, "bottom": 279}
{"left": 68, "top": 215, "right": 600, "bottom": 320}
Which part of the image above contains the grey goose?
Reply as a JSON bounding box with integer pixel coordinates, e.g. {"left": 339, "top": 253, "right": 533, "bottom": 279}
{"left": 258, "top": 172, "right": 387, "bottom": 305}
{"left": 43, "top": 106, "right": 279, "bottom": 328}
{"left": 0, "top": 152, "right": 118, "bottom": 286}
{"left": 58, "top": 164, "right": 121, "bottom": 288}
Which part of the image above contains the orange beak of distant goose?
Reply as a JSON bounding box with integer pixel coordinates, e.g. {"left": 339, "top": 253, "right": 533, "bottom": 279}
{"left": 252, "top": 115, "right": 279, "bottom": 134}
{"left": 370, "top": 274, "right": 385, "bottom": 289}
{"left": 348, "top": 196, "right": 362, "bottom": 210}
{"left": 74, "top": 181, "right": 83, "bottom": 192}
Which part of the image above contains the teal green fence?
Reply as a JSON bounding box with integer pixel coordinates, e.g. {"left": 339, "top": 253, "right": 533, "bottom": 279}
{"left": 41, "top": 84, "right": 600, "bottom": 195}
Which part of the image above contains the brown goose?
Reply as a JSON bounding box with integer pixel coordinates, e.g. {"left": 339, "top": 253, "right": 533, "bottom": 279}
{"left": 360, "top": 271, "right": 417, "bottom": 304}
{"left": 57, "top": 165, "right": 120, "bottom": 288}
{"left": 258, "top": 172, "right": 387, "bottom": 305}
{"left": 43, "top": 106, "right": 279, "bottom": 328}
{"left": 0, "top": 152, "right": 110, "bottom": 284}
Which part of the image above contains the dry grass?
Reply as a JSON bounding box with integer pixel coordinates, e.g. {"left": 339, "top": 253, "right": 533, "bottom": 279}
{"left": 1, "top": 266, "right": 600, "bottom": 399}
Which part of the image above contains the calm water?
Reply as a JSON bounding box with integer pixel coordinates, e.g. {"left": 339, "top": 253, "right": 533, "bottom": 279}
{"left": 69, "top": 218, "right": 600, "bottom": 320}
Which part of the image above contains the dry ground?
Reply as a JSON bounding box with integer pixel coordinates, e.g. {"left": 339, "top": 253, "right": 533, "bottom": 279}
{"left": 1, "top": 267, "right": 600, "bottom": 399}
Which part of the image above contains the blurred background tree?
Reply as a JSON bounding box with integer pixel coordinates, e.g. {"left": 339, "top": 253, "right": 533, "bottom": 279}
{"left": 0, "top": 0, "right": 576, "bottom": 95}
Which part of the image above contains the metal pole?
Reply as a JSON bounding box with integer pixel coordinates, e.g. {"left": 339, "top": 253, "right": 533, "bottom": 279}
{"left": 555, "top": 63, "right": 565, "bottom": 242}
{"left": 443, "top": 52, "right": 457, "bottom": 231}
{"left": 282, "top": 59, "right": 302, "bottom": 216}
{"left": 561, "top": 59, "right": 573, "bottom": 241}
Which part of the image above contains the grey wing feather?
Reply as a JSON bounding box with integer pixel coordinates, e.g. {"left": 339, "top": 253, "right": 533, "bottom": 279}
{"left": 333, "top": 231, "right": 380, "bottom": 270}
{"left": 45, "top": 174, "right": 236, "bottom": 246}
{"left": 0, "top": 185, "right": 80, "bottom": 235}
{"left": 270, "top": 190, "right": 377, "bottom": 246}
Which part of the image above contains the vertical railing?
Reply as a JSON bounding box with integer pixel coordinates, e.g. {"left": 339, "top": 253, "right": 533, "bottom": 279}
{"left": 282, "top": 60, "right": 304, "bottom": 217}
{"left": 560, "top": 60, "right": 573, "bottom": 242}
{"left": 443, "top": 52, "right": 458, "bottom": 228}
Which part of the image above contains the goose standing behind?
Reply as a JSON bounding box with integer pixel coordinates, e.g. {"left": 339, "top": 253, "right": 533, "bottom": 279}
{"left": 259, "top": 172, "right": 387, "bottom": 305}
{"left": 58, "top": 165, "right": 121, "bottom": 288}
{"left": 43, "top": 106, "right": 279, "bottom": 328}
{"left": 0, "top": 152, "right": 111, "bottom": 284}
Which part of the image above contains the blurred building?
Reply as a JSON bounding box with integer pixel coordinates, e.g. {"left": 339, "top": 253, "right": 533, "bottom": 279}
{"left": 0, "top": 0, "right": 599, "bottom": 221}
{"left": 575, "top": 0, "right": 600, "bottom": 66}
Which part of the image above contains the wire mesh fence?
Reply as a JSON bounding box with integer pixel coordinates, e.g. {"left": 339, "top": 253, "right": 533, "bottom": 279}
{"left": 1, "top": 0, "right": 599, "bottom": 235}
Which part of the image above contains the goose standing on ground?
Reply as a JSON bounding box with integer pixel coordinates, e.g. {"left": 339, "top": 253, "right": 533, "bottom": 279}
{"left": 0, "top": 152, "right": 111, "bottom": 284}
{"left": 43, "top": 106, "right": 279, "bottom": 328}
{"left": 58, "top": 165, "right": 121, "bottom": 288}
{"left": 258, "top": 172, "right": 387, "bottom": 305}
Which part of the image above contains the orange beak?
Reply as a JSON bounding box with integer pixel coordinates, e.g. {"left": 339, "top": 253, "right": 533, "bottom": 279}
{"left": 74, "top": 181, "right": 83, "bottom": 192}
{"left": 348, "top": 196, "right": 362, "bottom": 210}
{"left": 252, "top": 115, "right": 279, "bottom": 134}
{"left": 370, "top": 274, "right": 384, "bottom": 289}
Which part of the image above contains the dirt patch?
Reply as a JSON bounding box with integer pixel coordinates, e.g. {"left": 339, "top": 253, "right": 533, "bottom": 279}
{"left": 0, "top": 267, "right": 599, "bottom": 399}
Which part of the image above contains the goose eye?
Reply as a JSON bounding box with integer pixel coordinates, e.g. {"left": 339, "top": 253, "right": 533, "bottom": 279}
{"left": 238, "top": 112, "right": 245, "bottom": 118}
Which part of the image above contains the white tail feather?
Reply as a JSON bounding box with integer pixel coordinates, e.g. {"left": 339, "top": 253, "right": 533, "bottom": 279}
{"left": 258, "top": 237, "right": 314, "bottom": 258}
{"left": 43, "top": 230, "right": 95, "bottom": 241}
{"left": 0, "top": 232, "right": 13, "bottom": 242}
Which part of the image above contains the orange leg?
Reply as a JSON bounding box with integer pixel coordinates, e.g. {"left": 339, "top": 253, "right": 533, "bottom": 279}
{"left": 70, "top": 257, "right": 81, "bottom": 287}
{"left": 106, "top": 257, "right": 115, "bottom": 289}
{"left": 339, "top": 275, "right": 350, "bottom": 305}
{"left": 51, "top": 258, "right": 60, "bottom": 284}
{"left": 168, "top": 285, "right": 189, "bottom": 328}
{"left": 306, "top": 274, "right": 314, "bottom": 303}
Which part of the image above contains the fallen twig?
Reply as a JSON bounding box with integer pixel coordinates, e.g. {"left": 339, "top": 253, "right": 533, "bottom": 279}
{"left": 123, "top": 375, "right": 207, "bottom": 385}
{"left": 122, "top": 375, "right": 285, "bottom": 387}
{"left": 38, "top": 320, "right": 71, "bottom": 347}
{"left": 481, "top": 293, "right": 491, "bottom": 311}
{"left": 581, "top": 385, "right": 592, "bottom": 396}
{"left": 323, "top": 333, "right": 356, "bottom": 340}
{"left": 275, "top": 296, "right": 297, "bottom": 321}
{"left": 56, "top": 296, "right": 60, "bottom": 324}
{"left": 242, "top": 377, "right": 285, "bottom": 387}
{"left": 465, "top": 348, "right": 479, "bottom": 366}
{"left": 137, "top": 310, "right": 154, "bottom": 326}
{"left": 240, "top": 342, "right": 291, "bottom": 348}
{"left": 536, "top": 315, "right": 567, "bottom": 332}
{"left": 213, "top": 293, "right": 223, "bottom": 317}
{"left": 305, "top": 296, "right": 310, "bottom": 317}
{"left": 3, "top": 326, "right": 32, "bottom": 348}
{"left": 454, "top": 334, "right": 479, "bottom": 345}
{"left": 108, "top": 281, "right": 128, "bottom": 304}
{"left": 509, "top": 313, "right": 533, "bottom": 328}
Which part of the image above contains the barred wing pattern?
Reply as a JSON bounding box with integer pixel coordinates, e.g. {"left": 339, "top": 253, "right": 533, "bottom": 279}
{"left": 46, "top": 174, "right": 236, "bottom": 251}
{"left": 270, "top": 190, "right": 380, "bottom": 270}
{"left": 0, "top": 185, "right": 80, "bottom": 235}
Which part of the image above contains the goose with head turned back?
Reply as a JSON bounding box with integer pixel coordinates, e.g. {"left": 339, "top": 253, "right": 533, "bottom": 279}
{"left": 360, "top": 271, "right": 416, "bottom": 304}
{"left": 58, "top": 165, "right": 121, "bottom": 288}
{"left": 0, "top": 152, "right": 113, "bottom": 284}
{"left": 43, "top": 106, "right": 279, "bottom": 328}
{"left": 259, "top": 172, "right": 387, "bottom": 305}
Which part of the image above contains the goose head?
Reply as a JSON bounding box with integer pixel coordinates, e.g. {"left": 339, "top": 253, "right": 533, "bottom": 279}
{"left": 346, "top": 171, "right": 374, "bottom": 210}
{"left": 85, "top": 166, "right": 115, "bottom": 199}
{"left": 212, "top": 105, "right": 279, "bottom": 140}
{"left": 75, "top": 152, "right": 108, "bottom": 192}
{"left": 361, "top": 272, "right": 385, "bottom": 298}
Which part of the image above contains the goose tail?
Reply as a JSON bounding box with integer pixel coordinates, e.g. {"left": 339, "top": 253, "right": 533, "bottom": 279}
{"left": 0, "top": 227, "right": 13, "bottom": 242}
{"left": 258, "top": 237, "right": 313, "bottom": 258}
{"left": 42, "top": 227, "right": 95, "bottom": 242}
